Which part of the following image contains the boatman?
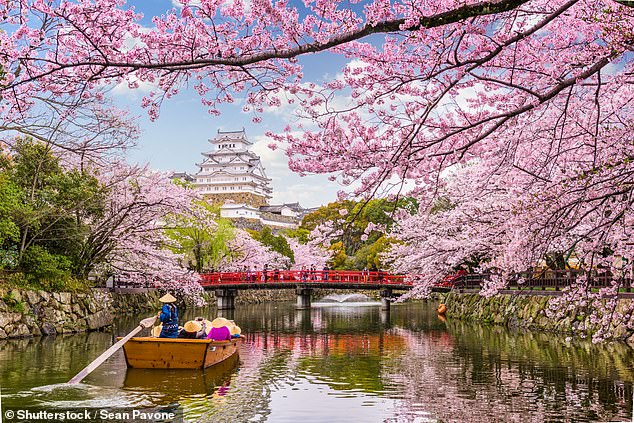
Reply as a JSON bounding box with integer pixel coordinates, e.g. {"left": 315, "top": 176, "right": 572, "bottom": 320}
{"left": 157, "top": 293, "right": 179, "bottom": 338}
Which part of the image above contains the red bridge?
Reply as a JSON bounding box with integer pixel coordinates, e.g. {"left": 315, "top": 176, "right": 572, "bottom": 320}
{"left": 200, "top": 270, "right": 413, "bottom": 311}
{"left": 200, "top": 270, "right": 411, "bottom": 290}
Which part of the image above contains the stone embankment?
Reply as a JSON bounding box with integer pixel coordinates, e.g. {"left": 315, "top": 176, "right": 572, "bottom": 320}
{"left": 1, "top": 287, "right": 375, "bottom": 339}
{"left": 108, "top": 289, "right": 301, "bottom": 313}
{"left": 440, "top": 292, "right": 634, "bottom": 344}
{"left": 0, "top": 288, "right": 113, "bottom": 339}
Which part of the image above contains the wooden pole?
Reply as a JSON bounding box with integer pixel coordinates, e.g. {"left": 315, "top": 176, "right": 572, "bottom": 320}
{"left": 67, "top": 316, "right": 157, "bottom": 385}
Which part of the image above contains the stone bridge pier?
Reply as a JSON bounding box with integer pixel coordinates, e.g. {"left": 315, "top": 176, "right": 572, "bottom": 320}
{"left": 296, "top": 287, "right": 313, "bottom": 310}
{"left": 216, "top": 288, "right": 237, "bottom": 310}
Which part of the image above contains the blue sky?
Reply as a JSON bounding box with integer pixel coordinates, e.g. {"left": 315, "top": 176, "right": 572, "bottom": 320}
{"left": 111, "top": 0, "right": 356, "bottom": 208}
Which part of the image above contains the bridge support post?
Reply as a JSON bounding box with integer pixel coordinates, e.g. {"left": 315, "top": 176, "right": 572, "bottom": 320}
{"left": 380, "top": 309, "right": 391, "bottom": 326}
{"left": 380, "top": 288, "right": 392, "bottom": 311}
{"left": 296, "top": 287, "right": 313, "bottom": 310}
{"left": 216, "top": 288, "right": 237, "bottom": 310}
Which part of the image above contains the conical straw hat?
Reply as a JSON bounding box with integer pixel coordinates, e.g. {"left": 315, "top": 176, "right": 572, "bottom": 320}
{"left": 159, "top": 293, "right": 177, "bottom": 303}
{"left": 211, "top": 317, "right": 230, "bottom": 328}
{"left": 184, "top": 320, "right": 202, "bottom": 333}
{"left": 230, "top": 325, "right": 241, "bottom": 335}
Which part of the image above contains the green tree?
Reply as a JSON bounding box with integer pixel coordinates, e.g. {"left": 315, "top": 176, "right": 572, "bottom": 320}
{"left": 366, "top": 236, "right": 395, "bottom": 270}
{"left": 164, "top": 201, "right": 235, "bottom": 272}
{"left": 0, "top": 174, "right": 23, "bottom": 267}
{"left": 300, "top": 198, "right": 417, "bottom": 268}
{"left": 282, "top": 227, "right": 310, "bottom": 244}
{"left": 328, "top": 241, "right": 347, "bottom": 269}
{"left": 249, "top": 226, "right": 294, "bottom": 264}
{"left": 0, "top": 138, "right": 107, "bottom": 285}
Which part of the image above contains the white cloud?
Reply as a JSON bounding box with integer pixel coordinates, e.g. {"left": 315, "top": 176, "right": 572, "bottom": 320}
{"left": 112, "top": 75, "right": 159, "bottom": 98}
{"left": 171, "top": 0, "right": 252, "bottom": 12}
{"left": 250, "top": 133, "right": 339, "bottom": 207}
{"left": 171, "top": 0, "right": 202, "bottom": 7}
{"left": 271, "top": 178, "right": 338, "bottom": 208}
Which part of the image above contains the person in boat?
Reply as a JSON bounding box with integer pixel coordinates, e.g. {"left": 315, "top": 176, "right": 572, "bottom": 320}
{"left": 207, "top": 317, "right": 232, "bottom": 341}
{"left": 229, "top": 321, "right": 242, "bottom": 339}
{"left": 178, "top": 320, "right": 207, "bottom": 339}
{"left": 195, "top": 316, "right": 211, "bottom": 337}
{"left": 157, "top": 293, "right": 179, "bottom": 338}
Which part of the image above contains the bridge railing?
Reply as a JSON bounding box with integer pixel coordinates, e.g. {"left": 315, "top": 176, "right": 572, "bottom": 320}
{"left": 451, "top": 270, "right": 634, "bottom": 292}
{"left": 97, "top": 268, "right": 633, "bottom": 293}
{"left": 199, "top": 270, "right": 410, "bottom": 286}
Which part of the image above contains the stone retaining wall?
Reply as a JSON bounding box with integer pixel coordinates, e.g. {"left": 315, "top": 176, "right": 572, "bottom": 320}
{"left": 110, "top": 290, "right": 169, "bottom": 314}
{"left": 440, "top": 292, "right": 634, "bottom": 344}
{"left": 0, "top": 288, "right": 113, "bottom": 339}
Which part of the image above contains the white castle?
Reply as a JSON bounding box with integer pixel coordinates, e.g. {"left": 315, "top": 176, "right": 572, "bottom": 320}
{"left": 194, "top": 129, "right": 272, "bottom": 207}
{"left": 174, "top": 129, "right": 309, "bottom": 229}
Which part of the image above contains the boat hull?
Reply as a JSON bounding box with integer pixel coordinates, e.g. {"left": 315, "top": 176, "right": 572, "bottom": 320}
{"left": 119, "top": 337, "right": 241, "bottom": 369}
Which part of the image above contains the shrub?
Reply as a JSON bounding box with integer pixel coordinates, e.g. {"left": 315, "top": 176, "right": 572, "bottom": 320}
{"left": 20, "top": 245, "right": 72, "bottom": 290}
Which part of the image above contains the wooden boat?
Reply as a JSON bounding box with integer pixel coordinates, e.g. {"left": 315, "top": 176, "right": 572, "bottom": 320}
{"left": 119, "top": 336, "right": 242, "bottom": 369}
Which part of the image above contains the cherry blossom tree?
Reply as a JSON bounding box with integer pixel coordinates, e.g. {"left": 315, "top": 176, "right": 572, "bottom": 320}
{"left": 385, "top": 163, "right": 538, "bottom": 295}
{"left": 218, "top": 229, "right": 289, "bottom": 271}
{"left": 387, "top": 156, "right": 632, "bottom": 280}
{"left": 0, "top": 92, "right": 139, "bottom": 162}
{"left": 2, "top": 0, "right": 630, "bottom": 243}
{"left": 287, "top": 236, "right": 331, "bottom": 270}
{"left": 2, "top": 0, "right": 633, "bottom": 313}
{"left": 88, "top": 161, "right": 204, "bottom": 301}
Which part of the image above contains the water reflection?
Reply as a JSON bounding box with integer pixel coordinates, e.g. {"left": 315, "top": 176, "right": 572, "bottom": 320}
{"left": 0, "top": 302, "right": 632, "bottom": 422}
{"left": 122, "top": 353, "right": 238, "bottom": 400}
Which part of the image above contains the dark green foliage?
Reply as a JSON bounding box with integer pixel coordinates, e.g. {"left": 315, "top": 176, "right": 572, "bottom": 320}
{"left": 282, "top": 227, "right": 310, "bottom": 244}
{"left": 20, "top": 245, "right": 72, "bottom": 289}
{"left": 0, "top": 138, "right": 108, "bottom": 290}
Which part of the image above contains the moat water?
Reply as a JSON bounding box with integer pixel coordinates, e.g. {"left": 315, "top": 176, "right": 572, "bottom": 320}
{"left": 1, "top": 301, "right": 633, "bottom": 422}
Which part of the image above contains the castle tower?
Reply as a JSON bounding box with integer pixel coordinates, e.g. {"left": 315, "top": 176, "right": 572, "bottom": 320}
{"left": 194, "top": 129, "right": 272, "bottom": 207}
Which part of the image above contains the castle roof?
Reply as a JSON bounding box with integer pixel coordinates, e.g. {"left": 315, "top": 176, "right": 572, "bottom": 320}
{"left": 209, "top": 128, "right": 252, "bottom": 145}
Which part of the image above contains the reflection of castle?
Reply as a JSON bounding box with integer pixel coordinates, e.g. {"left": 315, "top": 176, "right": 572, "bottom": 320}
{"left": 173, "top": 129, "right": 310, "bottom": 229}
